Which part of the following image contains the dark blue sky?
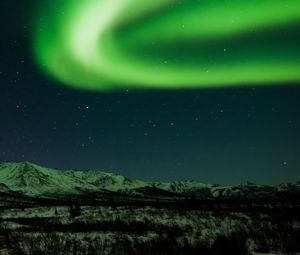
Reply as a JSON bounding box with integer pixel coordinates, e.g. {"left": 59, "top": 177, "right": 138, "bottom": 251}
{"left": 1, "top": 0, "right": 300, "bottom": 184}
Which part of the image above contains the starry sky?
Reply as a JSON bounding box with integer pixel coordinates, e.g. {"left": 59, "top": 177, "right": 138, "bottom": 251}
{"left": 1, "top": 0, "right": 300, "bottom": 184}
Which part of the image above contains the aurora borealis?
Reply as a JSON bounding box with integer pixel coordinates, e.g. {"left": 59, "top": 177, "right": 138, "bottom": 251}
{"left": 1, "top": 0, "right": 300, "bottom": 184}
{"left": 34, "top": 0, "right": 300, "bottom": 91}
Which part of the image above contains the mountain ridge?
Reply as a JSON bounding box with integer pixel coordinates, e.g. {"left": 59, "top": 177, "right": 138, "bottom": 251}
{"left": 0, "top": 162, "right": 299, "bottom": 199}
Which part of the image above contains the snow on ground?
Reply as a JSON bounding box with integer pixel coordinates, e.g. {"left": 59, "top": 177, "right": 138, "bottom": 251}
{"left": 0, "top": 205, "right": 299, "bottom": 254}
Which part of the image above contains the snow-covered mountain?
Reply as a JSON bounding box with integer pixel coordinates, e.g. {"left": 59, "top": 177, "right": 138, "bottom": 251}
{"left": 0, "top": 162, "right": 299, "bottom": 199}
{"left": 0, "top": 162, "right": 146, "bottom": 196}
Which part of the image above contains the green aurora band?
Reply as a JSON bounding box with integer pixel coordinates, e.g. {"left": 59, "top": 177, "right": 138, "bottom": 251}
{"left": 33, "top": 0, "right": 300, "bottom": 91}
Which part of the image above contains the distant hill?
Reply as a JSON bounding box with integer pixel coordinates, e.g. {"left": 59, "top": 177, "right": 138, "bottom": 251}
{"left": 0, "top": 162, "right": 299, "bottom": 200}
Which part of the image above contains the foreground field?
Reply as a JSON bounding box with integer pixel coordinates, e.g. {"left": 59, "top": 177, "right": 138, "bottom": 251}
{"left": 0, "top": 205, "right": 299, "bottom": 255}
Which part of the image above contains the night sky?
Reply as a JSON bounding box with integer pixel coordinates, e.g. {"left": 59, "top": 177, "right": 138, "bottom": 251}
{"left": 1, "top": 0, "right": 300, "bottom": 185}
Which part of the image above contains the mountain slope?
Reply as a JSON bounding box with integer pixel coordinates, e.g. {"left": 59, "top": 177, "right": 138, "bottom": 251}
{"left": 0, "top": 162, "right": 299, "bottom": 199}
{"left": 0, "top": 162, "right": 146, "bottom": 196}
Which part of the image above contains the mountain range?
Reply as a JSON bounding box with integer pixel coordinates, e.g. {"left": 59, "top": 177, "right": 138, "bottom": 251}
{"left": 0, "top": 162, "right": 299, "bottom": 200}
